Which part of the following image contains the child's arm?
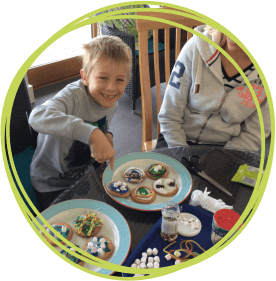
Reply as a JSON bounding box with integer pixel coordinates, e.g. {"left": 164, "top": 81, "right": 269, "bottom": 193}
{"left": 224, "top": 99, "right": 271, "bottom": 151}
{"left": 89, "top": 129, "right": 115, "bottom": 170}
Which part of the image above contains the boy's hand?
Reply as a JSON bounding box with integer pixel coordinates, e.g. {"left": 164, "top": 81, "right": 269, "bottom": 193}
{"left": 89, "top": 129, "right": 115, "bottom": 171}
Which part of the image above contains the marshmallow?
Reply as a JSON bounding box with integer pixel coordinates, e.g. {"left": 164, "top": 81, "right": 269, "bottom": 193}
{"left": 99, "top": 238, "right": 105, "bottom": 243}
{"left": 100, "top": 243, "right": 106, "bottom": 249}
{"left": 120, "top": 186, "right": 127, "bottom": 191}
{"left": 154, "top": 262, "right": 160, "bottom": 268}
{"left": 135, "top": 259, "right": 141, "bottom": 265}
{"left": 141, "top": 256, "right": 147, "bottom": 263}
{"left": 91, "top": 247, "right": 98, "bottom": 254}
{"left": 165, "top": 254, "right": 172, "bottom": 261}
{"left": 140, "top": 263, "right": 146, "bottom": 269}
{"left": 92, "top": 237, "right": 98, "bottom": 243}
{"left": 147, "top": 262, "right": 153, "bottom": 268}
{"left": 152, "top": 248, "right": 158, "bottom": 255}
{"left": 142, "top": 252, "right": 147, "bottom": 258}
{"left": 97, "top": 248, "right": 104, "bottom": 257}
{"left": 154, "top": 256, "right": 160, "bottom": 263}
{"left": 147, "top": 248, "right": 153, "bottom": 255}
{"left": 148, "top": 257, "right": 154, "bottom": 263}
{"left": 131, "top": 264, "right": 137, "bottom": 268}
{"left": 61, "top": 225, "right": 67, "bottom": 233}
{"left": 114, "top": 182, "right": 118, "bottom": 188}
{"left": 174, "top": 251, "right": 181, "bottom": 258}
{"left": 175, "top": 259, "right": 181, "bottom": 265}
{"left": 87, "top": 242, "right": 93, "bottom": 249}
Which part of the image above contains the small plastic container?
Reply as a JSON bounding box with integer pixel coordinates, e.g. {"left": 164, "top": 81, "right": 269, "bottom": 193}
{"left": 160, "top": 201, "right": 180, "bottom": 242}
{"left": 211, "top": 209, "right": 240, "bottom": 244}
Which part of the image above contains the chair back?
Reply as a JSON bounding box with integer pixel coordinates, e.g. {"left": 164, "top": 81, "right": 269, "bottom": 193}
{"left": 10, "top": 78, "right": 38, "bottom": 155}
{"left": 136, "top": 10, "right": 203, "bottom": 151}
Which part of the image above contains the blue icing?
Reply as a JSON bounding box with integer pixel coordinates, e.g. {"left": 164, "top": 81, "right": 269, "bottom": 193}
{"left": 109, "top": 182, "right": 129, "bottom": 194}
{"left": 48, "top": 225, "right": 69, "bottom": 241}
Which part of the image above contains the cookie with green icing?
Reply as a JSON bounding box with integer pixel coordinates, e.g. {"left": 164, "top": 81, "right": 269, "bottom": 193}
{"left": 130, "top": 186, "right": 156, "bottom": 204}
{"left": 60, "top": 245, "right": 85, "bottom": 266}
{"left": 73, "top": 213, "right": 103, "bottom": 238}
{"left": 43, "top": 222, "right": 73, "bottom": 247}
{"left": 83, "top": 235, "right": 114, "bottom": 260}
{"left": 106, "top": 181, "right": 131, "bottom": 198}
{"left": 145, "top": 164, "right": 169, "bottom": 180}
{"left": 153, "top": 178, "right": 178, "bottom": 196}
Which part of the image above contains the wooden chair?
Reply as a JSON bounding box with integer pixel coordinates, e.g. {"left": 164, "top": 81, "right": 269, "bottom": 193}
{"left": 136, "top": 10, "right": 203, "bottom": 152}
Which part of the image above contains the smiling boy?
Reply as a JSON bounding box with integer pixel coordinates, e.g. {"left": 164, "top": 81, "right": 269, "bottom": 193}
{"left": 29, "top": 36, "right": 132, "bottom": 210}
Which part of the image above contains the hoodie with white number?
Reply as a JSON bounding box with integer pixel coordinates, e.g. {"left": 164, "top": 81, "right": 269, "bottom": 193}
{"left": 158, "top": 25, "right": 270, "bottom": 151}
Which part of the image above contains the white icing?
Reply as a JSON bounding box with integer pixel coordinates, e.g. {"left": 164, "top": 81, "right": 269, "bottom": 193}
{"left": 153, "top": 179, "right": 177, "bottom": 194}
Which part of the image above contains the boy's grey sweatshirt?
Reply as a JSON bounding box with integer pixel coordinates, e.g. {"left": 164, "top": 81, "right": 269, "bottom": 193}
{"left": 29, "top": 79, "right": 117, "bottom": 193}
{"left": 158, "top": 25, "right": 271, "bottom": 151}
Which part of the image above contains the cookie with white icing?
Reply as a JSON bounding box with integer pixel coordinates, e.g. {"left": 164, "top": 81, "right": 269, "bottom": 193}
{"left": 145, "top": 164, "right": 169, "bottom": 180}
{"left": 153, "top": 178, "right": 178, "bottom": 196}
{"left": 60, "top": 245, "right": 85, "bottom": 267}
{"left": 73, "top": 213, "right": 103, "bottom": 238}
{"left": 130, "top": 186, "right": 156, "bottom": 204}
{"left": 123, "top": 167, "right": 146, "bottom": 183}
{"left": 43, "top": 222, "right": 73, "bottom": 247}
{"left": 83, "top": 235, "right": 114, "bottom": 260}
{"left": 106, "top": 181, "right": 130, "bottom": 198}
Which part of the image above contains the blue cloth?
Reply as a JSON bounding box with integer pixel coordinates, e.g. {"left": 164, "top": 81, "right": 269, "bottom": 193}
{"left": 122, "top": 205, "right": 213, "bottom": 276}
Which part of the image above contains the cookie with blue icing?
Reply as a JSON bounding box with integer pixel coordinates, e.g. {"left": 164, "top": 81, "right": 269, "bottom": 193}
{"left": 123, "top": 167, "right": 146, "bottom": 183}
{"left": 106, "top": 181, "right": 131, "bottom": 198}
{"left": 43, "top": 222, "right": 73, "bottom": 247}
{"left": 83, "top": 235, "right": 114, "bottom": 260}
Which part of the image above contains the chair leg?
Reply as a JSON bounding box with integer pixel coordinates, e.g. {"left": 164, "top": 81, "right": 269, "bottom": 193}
{"left": 132, "top": 98, "right": 136, "bottom": 113}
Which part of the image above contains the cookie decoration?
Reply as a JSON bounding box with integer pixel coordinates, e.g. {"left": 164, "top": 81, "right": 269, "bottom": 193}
{"left": 123, "top": 167, "right": 146, "bottom": 183}
{"left": 60, "top": 245, "right": 85, "bottom": 267}
{"left": 153, "top": 179, "right": 178, "bottom": 196}
{"left": 83, "top": 236, "right": 114, "bottom": 260}
{"left": 73, "top": 213, "right": 103, "bottom": 238}
{"left": 131, "top": 186, "right": 156, "bottom": 204}
{"left": 145, "top": 164, "right": 169, "bottom": 180}
{"left": 43, "top": 222, "right": 73, "bottom": 247}
{"left": 106, "top": 181, "right": 130, "bottom": 198}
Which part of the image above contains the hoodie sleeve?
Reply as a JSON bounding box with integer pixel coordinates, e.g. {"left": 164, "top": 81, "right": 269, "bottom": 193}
{"left": 29, "top": 88, "right": 97, "bottom": 145}
{"left": 158, "top": 39, "right": 194, "bottom": 147}
{"left": 224, "top": 99, "right": 271, "bottom": 151}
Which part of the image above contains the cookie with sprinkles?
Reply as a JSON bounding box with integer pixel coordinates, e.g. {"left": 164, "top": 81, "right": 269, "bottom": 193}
{"left": 60, "top": 245, "right": 85, "bottom": 267}
{"left": 106, "top": 181, "right": 131, "bottom": 198}
{"left": 73, "top": 213, "right": 103, "bottom": 238}
{"left": 130, "top": 186, "right": 156, "bottom": 204}
{"left": 153, "top": 178, "right": 178, "bottom": 197}
{"left": 83, "top": 235, "right": 114, "bottom": 260}
{"left": 43, "top": 222, "right": 73, "bottom": 247}
{"left": 123, "top": 167, "right": 146, "bottom": 183}
{"left": 145, "top": 164, "right": 169, "bottom": 180}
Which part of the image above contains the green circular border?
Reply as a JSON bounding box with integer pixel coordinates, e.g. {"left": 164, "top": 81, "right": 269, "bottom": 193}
{"left": 1, "top": 1, "right": 274, "bottom": 279}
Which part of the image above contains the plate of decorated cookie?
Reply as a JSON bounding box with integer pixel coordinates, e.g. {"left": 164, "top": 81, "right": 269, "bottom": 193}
{"left": 37, "top": 199, "right": 131, "bottom": 275}
{"left": 102, "top": 152, "right": 192, "bottom": 211}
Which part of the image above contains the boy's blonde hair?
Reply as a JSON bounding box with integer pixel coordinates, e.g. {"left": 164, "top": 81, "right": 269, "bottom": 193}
{"left": 82, "top": 35, "right": 132, "bottom": 80}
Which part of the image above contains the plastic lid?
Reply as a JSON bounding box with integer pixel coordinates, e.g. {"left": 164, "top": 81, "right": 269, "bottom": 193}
{"left": 214, "top": 209, "right": 240, "bottom": 231}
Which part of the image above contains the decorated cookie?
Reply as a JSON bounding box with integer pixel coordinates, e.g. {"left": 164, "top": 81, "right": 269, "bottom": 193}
{"left": 83, "top": 236, "right": 114, "bottom": 260}
{"left": 153, "top": 178, "right": 178, "bottom": 196}
{"left": 123, "top": 167, "right": 146, "bottom": 183}
{"left": 145, "top": 164, "right": 169, "bottom": 180}
{"left": 43, "top": 222, "right": 73, "bottom": 247}
{"left": 106, "top": 181, "right": 131, "bottom": 198}
{"left": 73, "top": 213, "right": 103, "bottom": 238}
{"left": 131, "top": 186, "right": 156, "bottom": 204}
{"left": 60, "top": 245, "right": 85, "bottom": 267}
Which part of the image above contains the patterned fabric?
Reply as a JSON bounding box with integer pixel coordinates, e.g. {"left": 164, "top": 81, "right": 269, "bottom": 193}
{"left": 222, "top": 63, "right": 255, "bottom": 93}
{"left": 98, "top": 5, "right": 153, "bottom": 52}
